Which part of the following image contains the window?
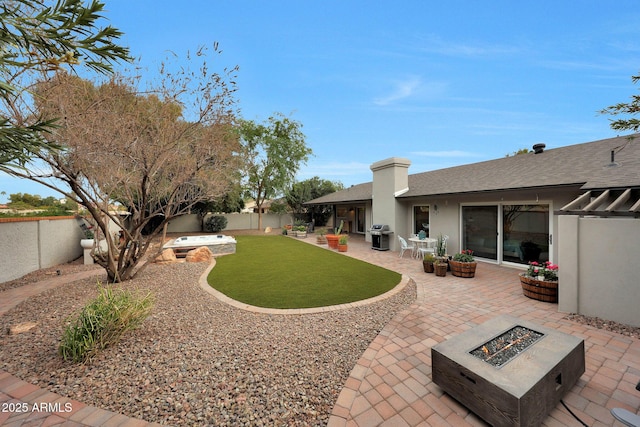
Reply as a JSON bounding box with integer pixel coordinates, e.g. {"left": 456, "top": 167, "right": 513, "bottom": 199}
{"left": 356, "top": 207, "right": 365, "bottom": 233}
{"left": 413, "top": 206, "right": 430, "bottom": 236}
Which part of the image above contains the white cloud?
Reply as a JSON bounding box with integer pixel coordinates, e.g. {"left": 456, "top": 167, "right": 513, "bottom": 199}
{"left": 373, "top": 76, "right": 423, "bottom": 106}
{"left": 416, "top": 35, "right": 519, "bottom": 58}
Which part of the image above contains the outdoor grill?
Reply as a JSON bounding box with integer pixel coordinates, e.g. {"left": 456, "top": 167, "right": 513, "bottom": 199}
{"left": 370, "top": 224, "right": 392, "bottom": 251}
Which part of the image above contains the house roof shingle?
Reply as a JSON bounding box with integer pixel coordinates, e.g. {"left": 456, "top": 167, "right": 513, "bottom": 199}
{"left": 307, "top": 134, "right": 640, "bottom": 204}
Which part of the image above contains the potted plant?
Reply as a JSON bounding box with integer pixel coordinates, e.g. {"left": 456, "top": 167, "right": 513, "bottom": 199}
{"left": 326, "top": 220, "right": 343, "bottom": 249}
{"left": 436, "top": 233, "right": 447, "bottom": 257}
{"left": 296, "top": 225, "right": 307, "bottom": 238}
{"left": 337, "top": 234, "right": 348, "bottom": 252}
{"left": 519, "top": 261, "right": 559, "bottom": 303}
{"left": 434, "top": 258, "right": 448, "bottom": 277}
{"left": 449, "top": 249, "right": 477, "bottom": 278}
{"left": 423, "top": 253, "right": 436, "bottom": 273}
{"left": 80, "top": 228, "right": 95, "bottom": 249}
{"left": 315, "top": 228, "right": 327, "bottom": 244}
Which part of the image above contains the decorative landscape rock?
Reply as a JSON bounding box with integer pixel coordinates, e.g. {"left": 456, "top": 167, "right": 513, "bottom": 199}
{"left": 155, "top": 248, "right": 177, "bottom": 264}
{"left": 185, "top": 246, "right": 213, "bottom": 263}
{"left": 8, "top": 321, "right": 37, "bottom": 335}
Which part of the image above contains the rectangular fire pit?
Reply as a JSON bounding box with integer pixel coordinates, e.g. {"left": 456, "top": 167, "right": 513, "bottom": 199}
{"left": 432, "top": 315, "right": 584, "bottom": 427}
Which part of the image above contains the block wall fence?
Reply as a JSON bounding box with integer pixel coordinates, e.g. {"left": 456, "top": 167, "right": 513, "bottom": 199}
{"left": 0, "top": 213, "right": 294, "bottom": 283}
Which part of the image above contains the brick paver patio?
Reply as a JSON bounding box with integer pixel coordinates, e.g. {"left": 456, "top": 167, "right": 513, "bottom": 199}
{"left": 1, "top": 233, "right": 638, "bottom": 426}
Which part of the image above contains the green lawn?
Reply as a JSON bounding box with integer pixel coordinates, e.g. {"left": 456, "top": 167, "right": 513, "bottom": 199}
{"left": 207, "top": 235, "right": 402, "bottom": 309}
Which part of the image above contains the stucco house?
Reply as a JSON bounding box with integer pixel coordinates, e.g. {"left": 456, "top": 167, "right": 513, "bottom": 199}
{"left": 307, "top": 134, "right": 640, "bottom": 326}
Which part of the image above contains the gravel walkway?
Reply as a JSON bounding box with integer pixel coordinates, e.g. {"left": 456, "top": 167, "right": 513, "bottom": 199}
{"left": 0, "top": 260, "right": 416, "bottom": 426}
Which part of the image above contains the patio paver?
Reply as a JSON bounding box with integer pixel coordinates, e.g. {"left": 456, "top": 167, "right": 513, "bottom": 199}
{"left": 319, "top": 235, "right": 640, "bottom": 426}
{"left": 1, "top": 233, "right": 638, "bottom": 426}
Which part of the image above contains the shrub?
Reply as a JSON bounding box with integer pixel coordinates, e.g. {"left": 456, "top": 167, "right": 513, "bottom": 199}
{"left": 205, "top": 215, "right": 228, "bottom": 233}
{"left": 452, "top": 249, "right": 474, "bottom": 262}
{"left": 59, "top": 286, "right": 154, "bottom": 363}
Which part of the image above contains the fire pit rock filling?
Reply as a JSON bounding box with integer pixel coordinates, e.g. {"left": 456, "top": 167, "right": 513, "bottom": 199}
{"left": 432, "top": 315, "right": 585, "bottom": 427}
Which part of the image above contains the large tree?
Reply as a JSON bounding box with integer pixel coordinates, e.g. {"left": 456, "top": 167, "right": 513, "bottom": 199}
{"left": 601, "top": 71, "right": 640, "bottom": 133}
{"left": 191, "top": 183, "right": 245, "bottom": 231}
{"left": 239, "top": 114, "right": 312, "bottom": 230}
{"left": 7, "top": 47, "right": 240, "bottom": 282}
{"left": 0, "top": 0, "right": 130, "bottom": 170}
{"left": 286, "top": 177, "right": 343, "bottom": 226}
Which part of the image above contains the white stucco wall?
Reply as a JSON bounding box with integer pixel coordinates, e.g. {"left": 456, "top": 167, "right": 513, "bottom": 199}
{"left": 166, "top": 213, "right": 294, "bottom": 233}
{"left": 559, "top": 216, "right": 639, "bottom": 327}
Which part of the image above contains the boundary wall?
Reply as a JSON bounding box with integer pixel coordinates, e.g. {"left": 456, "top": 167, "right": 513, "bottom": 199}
{"left": 1, "top": 213, "right": 294, "bottom": 283}
{"left": 0, "top": 216, "right": 85, "bottom": 283}
{"left": 165, "top": 213, "right": 294, "bottom": 233}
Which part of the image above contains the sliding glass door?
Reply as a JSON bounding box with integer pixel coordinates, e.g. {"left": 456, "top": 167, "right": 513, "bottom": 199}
{"left": 502, "top": 204, "right": 549, "bottom": 264}
{"left": 462, "top": 206, "right": 498, "bottom": 260}
{"left": 462, "top": 204, "right": 550, "bottom": 264}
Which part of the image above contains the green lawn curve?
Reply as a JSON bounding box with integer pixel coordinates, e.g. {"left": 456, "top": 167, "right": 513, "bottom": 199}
{"left": 207, "top": 235, "right": 401, "bottom": 309}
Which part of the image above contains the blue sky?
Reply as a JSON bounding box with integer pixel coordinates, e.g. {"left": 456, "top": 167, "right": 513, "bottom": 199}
{"left": 2, "top": 0, "right": 639, "bottom": 202}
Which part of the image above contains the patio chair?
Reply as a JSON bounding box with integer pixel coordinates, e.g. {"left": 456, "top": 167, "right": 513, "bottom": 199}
{"left": 611, "top": 381, "right": 640, "bottom": 426}
{"left": 398, "top": 236, "right": 415, "bottom": 258}
{"left": 416, "top": 238, "right": 437, "bottom": 259}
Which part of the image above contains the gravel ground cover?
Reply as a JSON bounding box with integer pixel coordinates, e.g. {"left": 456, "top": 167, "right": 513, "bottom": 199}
{"left": 1, "top": 229, "right": 638, "bottom": 425}
{"left": 0, "top": 259, "right": 416, "bottom": 426}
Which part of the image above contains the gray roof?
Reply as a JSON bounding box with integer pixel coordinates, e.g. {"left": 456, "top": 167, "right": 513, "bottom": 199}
{"left": 307, "top": 134, "right": 640, "bottom": 204}
{"left": 308, "top": 181, "right": 373, "bottom": 204}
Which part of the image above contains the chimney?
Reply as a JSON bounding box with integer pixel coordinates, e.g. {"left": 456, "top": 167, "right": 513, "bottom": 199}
{"left": 533, "top": 143, "right": 546, "bottom": 154}
{"left": 370, "top": 157, "right": 411, "bottom": 247}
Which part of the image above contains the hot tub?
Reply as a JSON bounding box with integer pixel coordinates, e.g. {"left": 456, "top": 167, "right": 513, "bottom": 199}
{"left": 163, "top": 235, "right": 236, "bottom": 256}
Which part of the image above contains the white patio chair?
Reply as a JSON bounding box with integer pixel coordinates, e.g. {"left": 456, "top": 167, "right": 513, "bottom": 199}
{"left": 611, "top": 381, "right": 640, "bottom": 426}
{"left": 416, "top": 238, "right": 437, "bottom": 259}
{"left": 398, "top": 236, "right": 415, "bottom": 258}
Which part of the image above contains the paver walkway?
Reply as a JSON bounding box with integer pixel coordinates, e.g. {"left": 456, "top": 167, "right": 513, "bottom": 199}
{"left": 1, "top": 234, "right": 639, "bottom": 426}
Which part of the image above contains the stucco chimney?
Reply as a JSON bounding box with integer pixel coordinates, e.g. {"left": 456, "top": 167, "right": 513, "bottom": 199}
{"left": 370, "top": 157, "right": 411, "bottom": 243}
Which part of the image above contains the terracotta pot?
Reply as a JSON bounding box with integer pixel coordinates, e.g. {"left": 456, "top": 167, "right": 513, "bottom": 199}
{"left": 337, "top": 244, "right": 348, "bottom": 252}
{"left": 316, "top": 235, "right": 327, "bottom": 245}
{"left": 449, "top": 260, "right": 477, "bottom": 278}
{"left": 326, "top": 234, "right": 339, "bottom": 249}
{"left": 519, "top": 273, "right": 558, "bottom": 303}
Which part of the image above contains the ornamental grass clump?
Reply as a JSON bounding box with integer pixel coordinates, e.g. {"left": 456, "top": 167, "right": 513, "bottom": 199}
{"left": 59, "top": 285, "right": 154, "bottom": 363}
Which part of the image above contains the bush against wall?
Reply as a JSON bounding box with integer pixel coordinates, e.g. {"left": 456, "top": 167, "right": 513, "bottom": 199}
{"left": 205, "top": 215, "right": 228, "bottom": 233}
{"left": 59, "top": 286, "right": 154, "bottom": 363}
